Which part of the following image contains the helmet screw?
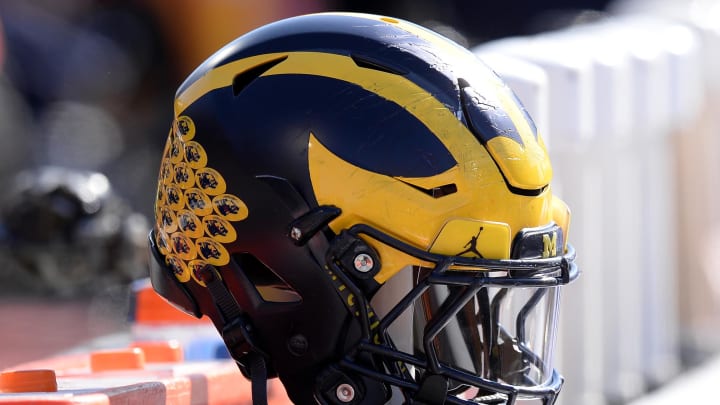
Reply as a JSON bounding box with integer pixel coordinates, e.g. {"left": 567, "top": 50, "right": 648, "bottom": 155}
{"left": 353, "top": 253, "right": 374, "bottom": 273}
{"left": 289, "top": 226, "right": 302, "bottom": 241}
{"left": 335, "top": 383, "right": 355, "bottom": 403}
{"left": 287, "top": 334, "right": 308, "bottom": 356}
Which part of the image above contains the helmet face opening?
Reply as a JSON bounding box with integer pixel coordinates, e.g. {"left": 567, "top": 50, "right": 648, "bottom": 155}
{"left": 417, "top": 284, "right": 560, "bottom": 386}
{"left": 413, "top": 284, "right": 561, "bottom": 403}
{"left": 147, "top": 11, "right": 579, "bottom": 405}
{"left": 332, "top": 222, "right": 576, "bottom": 405}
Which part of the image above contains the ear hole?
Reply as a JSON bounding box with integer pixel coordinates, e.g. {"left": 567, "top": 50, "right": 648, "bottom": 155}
{"left": 233, "top": 253, "right": 301, "bottom": 303}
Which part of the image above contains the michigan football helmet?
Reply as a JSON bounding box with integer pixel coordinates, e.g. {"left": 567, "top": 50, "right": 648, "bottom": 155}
{"left": 148, "top": 12, "right": 577, "bottom": 405}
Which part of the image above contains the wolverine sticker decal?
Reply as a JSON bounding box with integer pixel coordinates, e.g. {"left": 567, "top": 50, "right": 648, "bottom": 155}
{"left": 177, "top": 209, "right": 203, "bottom": 238}
{"left": 155, "top": 115, "right": 248, "bottom": 285}
{"left": 166, "top": 255, "right": 191, "bottom": 283}
{"left": 185, "top": 188, "right": 213, "bottom": 216}
{"left": 196, "top": 237, "right": 229, "bottom": 266}
{"left": 166, "top": 185, "right": 185, "bottom": 211}
{"left": 175, "top": 115, "right": 196, "bottom": 141}
{"left": 196, "top": 167, "right": 226, "bottom": 195}
{"left": 184, "top": 141, "right": 208, "bottom": 169}
{"left": 203, "top": 215, "right": 236, "bottom": 243}
{"left": 213, "top": 194, "right": 248, "bottom": 221}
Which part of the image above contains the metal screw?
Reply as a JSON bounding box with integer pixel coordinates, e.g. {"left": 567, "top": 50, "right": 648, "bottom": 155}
{"left": 353, "top": 253, "right": 374, "bottom": 273}
{"left": 290, "top": 227, "right": 302, "bottom": 241}
{"left": 336, "top": 383, "right": 355, "bottom": 403}
{"left": 287, "top": 334, "right": 308, "bottom": 356}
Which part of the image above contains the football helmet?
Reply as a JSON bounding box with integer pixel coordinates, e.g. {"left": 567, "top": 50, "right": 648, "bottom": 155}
{"left": 148, "top": 12, "right": 578, "bottom": 405}
{"left": 0, "top": 166, "right": 148, "bottom": 297}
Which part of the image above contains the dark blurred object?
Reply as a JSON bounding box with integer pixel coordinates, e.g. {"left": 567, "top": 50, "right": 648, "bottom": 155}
{"left": 0, "top": 1, "right": 164, "bottom": 109}
{"left": 0, "top": 166, "right": 149, "bottom": 297}
{"left": 0, "top": 0, "right": 174, "bottom": 220}
{"left": 0, "top": 0, "right": 329, "bottom": 220}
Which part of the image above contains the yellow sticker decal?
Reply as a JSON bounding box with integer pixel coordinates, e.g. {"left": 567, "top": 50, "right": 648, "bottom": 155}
{"left": 154, "top": 115, "right": 250, "bottom": 288}
{"left": 184, "top": 188, "right": 213, "bottom": 216}
{"left": 159, "top": 206, "right": 178, "bottom": 233}
{"left": 188, "top": 259, "right": 213, "bottom": 287}
{"left": 165, "top": 184, "right": 185, "bottom": 211}
{"left": 155, "top": 230, "right": 171, "bottom": 256}
{"left": 196, "top": 237, "right": 230, "bottom": 266}
{"left": 173, "top": 163, "right": 195, "bottom": 189}
{"left": 196, "top": 167, "right": 226, "bottom": 195}
{"left": 175, "top": 115, "right": 196, "bottom": 141}
{"left": 161, "top": 161, "right": 174, "bottom": 185}
{"left": 156, "top": 186, "right": 165, "bottom": 208}
{"left": 177, "top": 209, "right": 203, "bottom": 238}
{"left": 203, "top": 215, "right": 236, "bottom": 243}
{"left": 213, "top": 194, "right": 249, "bottom": 221}
{"left": 166, "top": 254, "right": 191, "bottom": 283}
{"left": 184, "top": 141, "right": 208, "bottom": 169}
{"left": 170, "top": 137, "right": 184, "bottom": 164}
{"left": 170, "top": 232, "right": 197, "bottom": 260}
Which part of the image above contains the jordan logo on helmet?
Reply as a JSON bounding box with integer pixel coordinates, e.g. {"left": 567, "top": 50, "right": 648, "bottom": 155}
{"left": 456, "top": 226, "right": 485, "bottom": 258}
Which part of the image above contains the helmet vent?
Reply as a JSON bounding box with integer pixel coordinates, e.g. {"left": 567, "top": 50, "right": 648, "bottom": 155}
{"left": 233, "top": 253, "right": 301, "bottom": 303}
{"left": 232, "top": 56, "right": 288, "bottom": 96}
{"left": 397, "top": 179, "right": 457, "bottom": 198}
{"left": 350, "top": 55, "right": 405, "bottom": 75}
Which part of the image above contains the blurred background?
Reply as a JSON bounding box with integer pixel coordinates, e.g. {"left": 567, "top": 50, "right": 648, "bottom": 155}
{"left": 0, "top": 0, "right": 718, "bottom": 404}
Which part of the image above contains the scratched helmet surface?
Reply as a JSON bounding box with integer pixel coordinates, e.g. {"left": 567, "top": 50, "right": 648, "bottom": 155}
{"left": 148, "top": 12, "right": 578, "bottom": 405}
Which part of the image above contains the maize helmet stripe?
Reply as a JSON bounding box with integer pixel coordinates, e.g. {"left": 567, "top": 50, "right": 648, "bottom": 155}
{"left": 176, "top": 51, "right": 551, "bottom": 190}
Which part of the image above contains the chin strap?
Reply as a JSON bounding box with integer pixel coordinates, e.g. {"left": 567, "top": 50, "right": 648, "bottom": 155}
{"left": 198, "top": 264, "right": 269, "bottom": 405}
{"left": 247, "top": 352, "right": 268, "bottom": 405}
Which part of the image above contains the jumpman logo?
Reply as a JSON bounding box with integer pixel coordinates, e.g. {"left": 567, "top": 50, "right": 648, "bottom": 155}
{"left": 456, "top": 226, "right": 484, "bottom": 258}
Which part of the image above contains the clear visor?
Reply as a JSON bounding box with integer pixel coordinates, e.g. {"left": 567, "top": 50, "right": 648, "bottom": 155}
{"left": 414, "top": 280, "right": 560, "bottom": 392}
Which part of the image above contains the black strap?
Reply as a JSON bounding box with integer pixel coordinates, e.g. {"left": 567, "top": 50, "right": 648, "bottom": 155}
{"left": 198, "top": 264, "right": 268, "bottom": 405}
{"left": 247, "top": 352, "right": 268, "bottom": 405}
{"left": 203, "top": 265, "right": 243, "bottom": 321}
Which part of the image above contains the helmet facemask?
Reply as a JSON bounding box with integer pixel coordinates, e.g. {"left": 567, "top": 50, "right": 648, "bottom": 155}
{"left": 320, "top": 220, "right": 576, "bottom": 405}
